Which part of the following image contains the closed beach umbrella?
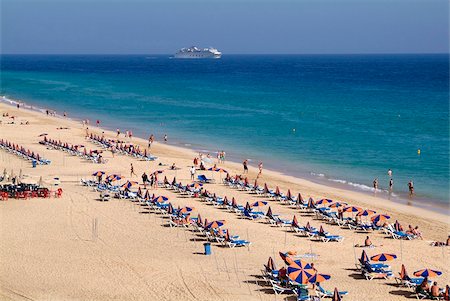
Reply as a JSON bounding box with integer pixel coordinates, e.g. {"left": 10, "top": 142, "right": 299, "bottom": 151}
{"left": 371, "top": 253, "right": 397, "bottom": 262}
{"left": 264, "top": 183, "right": 269, "bottom": 193}
{"left": 245, "top": 202, "right": 251, "bottom": 211}
{"left": 205, "top": 220, "right": 226, "bottom": 229}
{"left": 309, "top": 273, "right": 331, "bottom": 283}
{"left": 297, "top": 193, "right": 304, "bottom": 204}
{"left": 275, "top": 186, "right": 280, "bottom": 196}
{"left": 413, "top": 269, "right": 442, "bottom": 278}
{"left": 266, "top": 206, "right": 273, "bottom": 217}
{"left": 360, "top": 250, "right": 369, "bottom": 263}
{"left": 167, "top": 203, "right": 174, "bottom": 214}
{"left": 287, "top": 189, "right": 292, "bottom": 199}
{"left": 144, "top": 190, "right": 150, "bottom": 200}
{"left": 319, "top": 225, "right": 326, "bottom": 235}
{"left": 316, "top": 198, "right": 333, "bottom": 206}
{"left": 267, "top": 257, "right": 276, "bottom": 271}
{"left": 137, "top": 187, "right": 142, "bottom": 197}
{"left": 292, "top": 215, "right": 299, "bottom": 228}
{"left": 307, "top": 198, "right": 315, "bottom": 208}
{"left": 399, "top": 264, "right": 408, "bottom": 280}
{"left": 332, "top": 288, "right": 342, "bottom": 301}
{"left": 371, "top": 214, "right": 390, "bottom": 224}
{"left": 252, "top": 201, "right": 268, "bottom": 207}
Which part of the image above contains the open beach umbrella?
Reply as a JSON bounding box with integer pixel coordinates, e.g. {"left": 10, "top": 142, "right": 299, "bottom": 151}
{"left": 343, "top": 206, "right": 362, "bottom": 213}
{"left": 287, "top": 260, "right": 315, "bottom": 284}
{"left": 329, "top": 202, "right": 347, "bottom": 208}
{"left": 279, "top": 252, "right": 294, "bottom": 265}
{"left": 252, "top": 201, "right": 268, "bottom": 207}
{"left": 413, "top": 269, "right": 442, "bottom": 278}
{"left": 190, "top": 182, "right": 203, "bottom": 189}
{"left": 357, "top": 209, "right": 377, "bottom": 217}
{"left": 179, "top": 206, "right": 195, "bottom": 214}
{"left": 92, "top": 171, "right": 105, "bottom": 177}
{"left": 371, "top": 253, "right": 397, "bottom": 262}
{"left": 267, "top": 257, "right": 276, "bottom": 271}
{"left": 38, "top": 133, "right": 48, "bottom": 137}
{"left": 153, "top": 195, "right": 168, "bottom": 203}
{"left": 316, "top": 199, "right": 333, "bottom": 206}
{"left": 371, "top": 214, "right": 390, "bottom": 224}
{"left": 360, "top": 250, "right": 369, "bottom": 263}
{"left": 205, "top": 220, "right": 226, "bottom": 229}
{"left": 332, "top": 288, "right": 342, "bottom": 301}
{"left": 107, "top": 174, "right": 122, "bottom": 181}
{"left": 309, "top": 273, "right": 331, "bottom": 284}
{"left": 121, "top": 180, "right": 138, "bottom": 189}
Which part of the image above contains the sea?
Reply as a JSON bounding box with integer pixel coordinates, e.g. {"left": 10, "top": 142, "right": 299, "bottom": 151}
{"left": 1, "top": 54, "right": 449, "bottom": 211}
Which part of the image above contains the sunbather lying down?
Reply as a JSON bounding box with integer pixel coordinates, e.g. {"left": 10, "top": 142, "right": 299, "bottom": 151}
{"left": 354, "top": 236, "right": 383, "bottom": 248}
{"left": 430, "top": 235, "right": 450, "bottom": 247}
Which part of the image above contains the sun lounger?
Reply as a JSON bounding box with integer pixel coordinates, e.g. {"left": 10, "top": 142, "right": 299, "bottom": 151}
{"left": 315, "top": 284, "right": 348, "bottom": 298}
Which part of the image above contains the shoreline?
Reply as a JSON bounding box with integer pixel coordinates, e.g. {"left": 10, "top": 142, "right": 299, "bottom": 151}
{"left": 1, "top": 96, "right": 449, "bottom": 222}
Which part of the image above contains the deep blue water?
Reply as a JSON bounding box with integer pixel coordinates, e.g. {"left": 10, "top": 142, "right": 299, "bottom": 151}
{"left": 1, "top": 54, "right": 449, "bottom": 206}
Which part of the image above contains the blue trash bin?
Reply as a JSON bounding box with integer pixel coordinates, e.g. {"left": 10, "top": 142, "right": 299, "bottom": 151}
{"left": 203, "top": 242, "right": 211, "bottom": 255}
{"left": 32, "top": 160, "right": 37, "bottom": 168}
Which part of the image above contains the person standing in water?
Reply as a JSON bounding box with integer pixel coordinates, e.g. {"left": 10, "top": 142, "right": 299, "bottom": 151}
{"left": 164, "top": 134, "right": 168, "bottom": 142}
{"left": 373, "top": 178, "right": 378, "bottom": 190}
{"left": 408, "top": 180, "right": 414, "bottom": 196}
{"left": 387, "top": 169, "right": 392, "bottom": 177}
{"left": 389, "top": 178, "right": 394, "bottom": 191}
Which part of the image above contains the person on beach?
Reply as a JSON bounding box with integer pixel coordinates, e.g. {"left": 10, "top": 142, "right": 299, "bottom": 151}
{"left": 141, "top": 172, "right": 148, "bottom": 188}
{"left": 389, "top": 178, "right": 393, "bottom": 191}
{"left": 129, "top": 131, "right": 133, "bottom": 140}
{"left": 85, "top": 127, "right": 89, "bottom": 137}
{"left": 170, "top": 163, "right": 177, "bottom": 170}
{"left": 222, "top": 151, "right": 226, "bottom": 163}
{"left": 153, "top": 173, "right": 158, "bottom": 188}
{"left": 125, "top": 130, "right": 129, "bottom": 139}
{"left": 257, "top": 162, "right": 263, "bottom": 178}
{"left": 430, "top": 282, "right": 442, "bottom": 298}
{"left": 243, "top": 159, "right": 248, "bottom": 174}
{"left": 416, "top": 277, "right": 430, "bottom": 295}
{"left": 116, "top": 128, "right": 120, "bottom": 137}
{"left": 431, "top": 235, "right": 450, "bottom": 247}
{"left": 387, "top": 169, "right": 392, "bottom": 177}
{"left": 190, "top": 166, "right": 196, "bottom": 181}
{"left": 110, "top": 145, "right": 116, "bottom": 158}
{"left": 63, "top": 111, "right": 67, "bottom": 118}
{"left": 96, "top": 120, "right": 100, "bottom": 127}
{"left": 130, "top": 163, "right": 136, "bottom": 177}
{"left": 412, "top": 226, "right": 423, "bottom": 239}
{"left": 373, "top": 178, "right": 378, "bottom": 190}
{"left": 164, "top": 134, "right": 168, "bottom": 142}
{"left": 148, "top": 134, "right": 154, "bottom": 148}
{"left": 408, "top": 180, "right": 414, "bottom": 196}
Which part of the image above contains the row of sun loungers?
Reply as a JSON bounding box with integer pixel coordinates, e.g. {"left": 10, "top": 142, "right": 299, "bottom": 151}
{"left": 40, "top": 137, "right": 106, "bottom": 164}
{"left": 88, "top": 134, "right": 158, "bottom": 161}
{"left": 0, "top": 139, "right": 51, "bottom": 165}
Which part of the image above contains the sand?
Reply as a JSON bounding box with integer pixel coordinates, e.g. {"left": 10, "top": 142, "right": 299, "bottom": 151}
{"left": 0, "top": 102, "right": 448, "bottom": 301}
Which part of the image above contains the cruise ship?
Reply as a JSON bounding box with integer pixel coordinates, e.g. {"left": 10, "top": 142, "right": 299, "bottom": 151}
{"left": 174, "top": 46, "right": 221, "bottom": 59}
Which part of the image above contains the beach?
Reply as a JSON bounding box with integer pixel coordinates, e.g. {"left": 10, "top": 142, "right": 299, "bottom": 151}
{"left": 0, "top": 101, "right": 449, "bottom": 301}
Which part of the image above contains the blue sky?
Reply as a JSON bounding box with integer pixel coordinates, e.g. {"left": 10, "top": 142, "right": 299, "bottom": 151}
{"left": 1, "top": 0, "right": 448, "bottom": 54}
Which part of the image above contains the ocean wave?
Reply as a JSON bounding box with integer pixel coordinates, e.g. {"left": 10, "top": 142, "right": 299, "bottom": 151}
{"left": 311, "top": 172, "right": 325, "bottom": 177}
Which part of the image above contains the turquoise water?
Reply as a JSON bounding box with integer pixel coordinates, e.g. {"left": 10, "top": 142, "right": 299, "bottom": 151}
{"left": 1, "top": 54, "right": 448, "bottom": 207}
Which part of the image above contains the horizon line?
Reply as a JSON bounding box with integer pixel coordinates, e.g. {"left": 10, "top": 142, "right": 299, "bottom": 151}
{"left": 1, "top": 52, "right": 449, "bottom": 56}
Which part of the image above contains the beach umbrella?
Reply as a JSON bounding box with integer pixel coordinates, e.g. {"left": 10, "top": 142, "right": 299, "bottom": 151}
{"left": 266, "top": 206, "right": 273, "bottom": 217}
{"left": 251, "top": 201, "right": 268, "bottom": 207}
{"left": 343, "top": 206, "right": 362, "bottom": 213}
{"left": 144, "top": 190, "right": 150, "bottom": 200}
{"left": 360, "top": 250, "right": 369, "bottom": 263}
{"left": 121, "top": 180, "right": 138, "bottom": 189}
{"left": 371, "top": 214, "right": 390, "bottom": 224}
{"left": 275, "top": 186, "right": 280, "bottom": 196}
{"left": 305, "top": 221, "right": 312, "bottom": 232}
{"left": 245, "top": 202, "right": 251, "bottom": 211}
{"left": 287, "top": 189, "right": 292, "bottom": 199}
{"left": 297, "top": 193, "right": 304, "bottom": 204}
{"left": 371, "top": 253, "right": 397, "bottom": 262}
{"left": 287, "top": 260, "right": 315, "bottom": 284}
{"left": 316, "top": 198, "right": 333, "bottom": 206}
{"left": 153, "top": 195, "right": 168, "bottom": 203}
{"left": 264, "top": 183, "right": 269, "bottom": 193}
{"left": 399, "top": 264, "right": 408, "bottom": 280}
{"left": 329, "top": 202, "right": 347, "bottom": 208}
{"left": 38, "top": 133, "right": 48, "bottom": 137}
{"left": 292, "top": 215, "right": 299, "bottom": 228}
{"left": 279, "top": 252, "right": 292, "bottom": 265}
{"left": 167, "top": 203, "right": 174, "bottom": 214}
{"left": 137, "top": 187, "right": 142, "bottom": 197}
{"left": 190, "top": 182, "right": 203, "bottom": 189}
{"left": 179, "top": 206, "right": 195, "bottom": 214}
{"left": 205, "top": 220, "right": 226, "bottom": 229}
{"left": 332, "top": 288, "right": 342, "bottom": 301}
{"left": 413, "top": 269, "right": 442, "bottom": 278}
{"left": 231, "top": 197, "right": 237, "bottom": 208}
{"left": 267, "top": 257, "right": 277, "bottom": 271}
{"left": 357, "top": 209, "right": 377, "bottom": 217}
{"left": 307, "top": 197, "right": 315, "bottom": 208}
{"left": 309, "top": 273, "right": 331, "bottom": 283}
{"left": 319, "top": 225, "right": 326, "bottom": 236}
{"left": 171, "top": 177, "right": 177, "bottom": 185}
{"left": 154, "top": 170, "right": 164, "bottom": 174}
{"left": 92, "top": 171, "right": 105, "bottom": 177}
{"left": 207, "top": 167, "right": 218, "bottom": 171}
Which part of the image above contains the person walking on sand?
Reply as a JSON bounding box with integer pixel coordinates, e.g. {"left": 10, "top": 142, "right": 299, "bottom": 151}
{"left": 190, "top": 166, "right": 196, "bottom": 181}
{"left": 408, "top": 180, "right": 414, "bottom": 196}
{"left": 243, "top": 159, "right": 248, "bottom": 174}
{"left": 130, "top": 163, "right": 136, "bottom": 177}
{"left": 142, "top": 172, "right": 148, "bottom": 188}
{"left": 257, "top": 162, "right": 263, "bottom": 178}
{"left": 148, "top": 134, "right": 154, "bottom": 148}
